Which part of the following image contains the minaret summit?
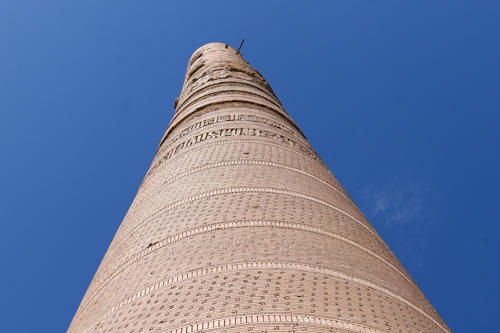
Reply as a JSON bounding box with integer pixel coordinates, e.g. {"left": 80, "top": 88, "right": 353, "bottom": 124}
{"left": 68, "top": 42, "right": 451, "bottom": 333}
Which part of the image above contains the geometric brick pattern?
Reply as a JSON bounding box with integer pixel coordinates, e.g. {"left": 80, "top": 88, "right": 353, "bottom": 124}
{"left": 67, "top": 42, "right": 451, "bottom": 333}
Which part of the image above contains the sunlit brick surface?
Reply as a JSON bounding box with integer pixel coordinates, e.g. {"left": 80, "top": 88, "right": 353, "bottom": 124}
{"left": 68, "top": 43, "right": 451, "bottom": 333}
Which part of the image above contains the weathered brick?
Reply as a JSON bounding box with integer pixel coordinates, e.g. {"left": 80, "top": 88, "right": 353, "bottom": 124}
{"left": 68, "top": 42, "right": 450, "bottom": 333}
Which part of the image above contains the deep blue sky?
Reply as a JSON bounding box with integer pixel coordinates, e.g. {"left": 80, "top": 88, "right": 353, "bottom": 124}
{"left": 1, "top": 1, "right": 498, "bottom": 332}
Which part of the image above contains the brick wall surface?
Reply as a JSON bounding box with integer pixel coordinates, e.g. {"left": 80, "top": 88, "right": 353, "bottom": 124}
{"left": 68, "top": 43, "right": 451, "bottom": 333}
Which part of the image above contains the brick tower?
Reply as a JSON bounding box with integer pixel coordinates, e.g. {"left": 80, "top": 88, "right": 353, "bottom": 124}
{"left": 68, "top": 43, "right": 451, "bottom": 333}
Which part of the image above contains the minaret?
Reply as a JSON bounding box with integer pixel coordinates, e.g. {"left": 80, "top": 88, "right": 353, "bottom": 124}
{"left": 68, "top": 42, "right": 451, "bottom": 333}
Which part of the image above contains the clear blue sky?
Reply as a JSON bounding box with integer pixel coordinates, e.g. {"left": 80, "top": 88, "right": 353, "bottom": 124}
{"left": 0, "top": 1, "right": 498, "bottom": 332}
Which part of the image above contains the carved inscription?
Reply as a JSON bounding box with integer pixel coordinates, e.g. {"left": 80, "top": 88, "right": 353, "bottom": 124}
{"left": 161, "top": 113, "right": 302, "bottom": 152}
{"left": 152, "top": 127, "right": 316, "bottom": 175}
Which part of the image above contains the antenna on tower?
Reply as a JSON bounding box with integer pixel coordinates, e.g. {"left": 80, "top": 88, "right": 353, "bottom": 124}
{"left": 236, "top": 38, "right": 245, "bottom": 55}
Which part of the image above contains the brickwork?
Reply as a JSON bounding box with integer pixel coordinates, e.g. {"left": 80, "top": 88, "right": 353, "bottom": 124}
{"left": 68, "top": 43, "right": 451, "bottom": 333}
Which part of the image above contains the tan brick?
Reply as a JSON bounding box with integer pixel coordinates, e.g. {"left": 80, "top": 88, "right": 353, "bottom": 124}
{"left": 68, "top": 42, "right": 451, "bottom": 333}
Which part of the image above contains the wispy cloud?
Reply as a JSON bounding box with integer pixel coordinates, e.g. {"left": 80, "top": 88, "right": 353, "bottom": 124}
{"left": 358, "top": 174, "right": 433, "bottom": 267}
{"left": 371, "top": 176, "right": 428, "bottom": 228}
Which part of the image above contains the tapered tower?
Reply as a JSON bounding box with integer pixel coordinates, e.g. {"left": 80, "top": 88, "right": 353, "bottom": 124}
{"left": 68, "top": 43, "right": 450, "bottom": 333}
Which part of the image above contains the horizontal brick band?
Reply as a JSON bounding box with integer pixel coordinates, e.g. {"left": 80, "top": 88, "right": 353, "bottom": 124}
{"left": 176, "top": 83, "right": 282, "bottom": 117}
{"left": 78, "top": 220, "right": 416, "bottom": 317}
{"left": 107, "top": 186, "right": 382, "bottom": 266}
{"left": 129, "top": 159, "right": 356, "bottom": 220}
{"left": 142, "top": 138, "right": 328, "bottom": 199}
{"left": 177, "top": 77, "right": 281, "bottom": 111}
{"left": 158, "top": 111, "right": 306, "bottom": 153}
{"left": 164, "top": 314, "right": 388, "bottom": 333}
{"left": 83, "top": 261, "right": 449, "bottom": 333}
{"left": 150, "top": 127, "right": 317, "bottom": 176}
{"left": 170, "top": 94, "right": 288, "bottom": 133}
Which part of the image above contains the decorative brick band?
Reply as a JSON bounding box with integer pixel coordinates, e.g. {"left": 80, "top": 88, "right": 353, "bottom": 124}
{"left": 177, "top": 77, "right": 281, "bottom": 111}
{"left": 83, "top": 262, "right": 449, "bottom": 333}
{"left": 79, "top": 220, "right": 416, "bottom": 317}
{"left": 107, "top": 186, "right": 382, "bottom": 266}
{"left": 129, "top": 159, "right": 356, "bottom": 220}
{"left": 143, "top": 138, "right": 328, "bottom": 196}
{"left": 158, "top": 111, "right": 306, "bottom": 153}
{"left": 164, "top": 314, "right": 388, "bottom": 333}
{"left": 150, "top": 127, "right": 316, "bottom": 176}
{"left": 170, "top": 94, "right": 288, "bottom": 130}
{"left": 175, "top": 84, "right": 282, "bottom": 117}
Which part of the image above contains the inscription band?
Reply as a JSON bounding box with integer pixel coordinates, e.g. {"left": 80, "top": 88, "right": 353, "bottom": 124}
{"left": 145, "top": 139, "right": 328, "bottom": 189}
{"left": 160, "top": 112, "right": 304, "bottom": 152}
{"left": 152, "top": 127, "right": 317, "bottom": 176}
